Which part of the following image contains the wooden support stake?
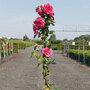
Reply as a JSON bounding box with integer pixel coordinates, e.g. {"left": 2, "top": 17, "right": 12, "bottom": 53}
{"left": 78, "top": 42, "right": 80, "bottom": 61}
{"left": 6, "top": 42, "right": 8, "bottom": 56}
{"left": 3, "top": 42, "right": 5, "bottom": 58}
{"left": 0, "top": 51, "right": 1, "bottom": 59}
{"left": 83, "top": 43, "right": 85, "bottom": 64}
{"left": 42, "top": 0, "right": 44, "bottom": 5}
{"left": 68, "top": 42, "right": 69, "bottom": 57}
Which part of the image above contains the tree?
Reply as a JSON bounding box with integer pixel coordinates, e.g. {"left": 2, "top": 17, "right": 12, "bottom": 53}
{"left": 74, "top": 34, "right": 90, "bottom": 41}
{"left": 23, "top": 34, "right": 29, "bottom": 41}
{"left": 63, "top": 38, "right": 68, "bottom": 42}
{"left": 50, "top": 34, "right": 56, "bottom": 41}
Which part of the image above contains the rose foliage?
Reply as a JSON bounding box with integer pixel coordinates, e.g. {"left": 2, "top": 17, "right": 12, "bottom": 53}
{"left": 32, "top": 3, "right": 61, "bottom": 90}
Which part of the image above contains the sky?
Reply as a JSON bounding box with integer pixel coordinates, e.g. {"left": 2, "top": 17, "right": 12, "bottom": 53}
{"left": 0, "top": 0, "right": 90, "bottom": 40}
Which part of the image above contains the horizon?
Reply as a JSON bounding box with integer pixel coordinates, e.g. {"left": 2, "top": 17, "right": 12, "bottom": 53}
{"left": 1, "top": 34, "right": 90, "bottom": 41}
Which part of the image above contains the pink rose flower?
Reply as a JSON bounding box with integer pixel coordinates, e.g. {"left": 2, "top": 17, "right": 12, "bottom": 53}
{"left": 51, "top": 17, "right": 54, "bottom": 22}
{"left": 36, "top": 5, "right": 43, "bottom": 15}
{"left": 33, "top": 25, "right": 39, "bottom": 35}
{"left": 34, "top": 17, "right": 46, "bottom": 28}
{"left": 41, "top": 47, "right": 52, "bottom": 57}
{"left": 43, "top": 3, "right": 54, "bottom": 16}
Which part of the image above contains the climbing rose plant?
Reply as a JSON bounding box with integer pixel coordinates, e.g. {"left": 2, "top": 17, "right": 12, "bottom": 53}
{"left": 32, "top": 3, "right": 61, "bottom": 90}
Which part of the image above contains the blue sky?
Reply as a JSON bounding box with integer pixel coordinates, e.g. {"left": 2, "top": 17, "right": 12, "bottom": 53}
{"left": 0, "top": 0, "right": 90, "bottom": 40}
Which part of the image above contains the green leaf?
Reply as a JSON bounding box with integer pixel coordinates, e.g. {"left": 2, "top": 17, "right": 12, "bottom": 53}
{"left": 54, "top": 87, "right": 58, "bottom": 90}
{"left": 43, "top": 64, "right": 47, "bottom": 67}
{"left": 45, "top": 71, "right": 50, "bottom": 76}
{"left": 47, "top": 59, "right": 56, "bottom": 66}
{"left": 33, "top": 35, "right": 36, "bottom": 38}
{"left": 54, "top": 87, "right": 62, "bottom": 90}
{"left": 49, "top": 30, "right": 55, "bottom": 34}
{"left": 38, "top": 57, "right": 43, "bottom": 61}
{"left": 49, "top": 83, "right": 55, "bottom": 88}
{"left": 52, "top": 62, "right": 56, "bottom": 64}
{"left": 38, "top": 33, "right": 41, "bottom": 38}
{"left": 36, "top": 62, "right": 43, "bottom": 68}
{"left": 43, "top": 57, "right": 48, "bottom": 62}
{"left": 32, "top": 52, "right": 37, "bottom": 56}
{"left": 51, "top": 23, "right": 55, "bottom": 26}
{"left": 59, "top": 88, "right": 62, "bottom": 90}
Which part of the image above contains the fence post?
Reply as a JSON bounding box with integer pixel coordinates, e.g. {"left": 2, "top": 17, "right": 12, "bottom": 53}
{"left": 83, "top": 42, "right": 85, "bottom": 64}
{"left": 8, "top": 42, "right": 10, "bottom": 56}
{"left": 64, "top": 43, "right": 65, "bottom": 55}
{"left": 0, "top": 43, "right": 2, "bottom": 60}
{"left": 66, "top": 43, "right": 67, "bottom": 52}
{"left": 12, "top": 42, "right": 13, "bottom": 53}
{"left": 11, "top": 42, "right": 13, "bottom": 54}
{"left": 78, "top": 42, "right": 80, "bottom": 61}
{"left": 3, "top": 42, "right": 5, "bottom": 58}
{"left": 6, "top": 42, "right": 8, "bottom": 56}
{"left": 0, "top": 51, "right": 1, "bottom": 60}
{"left": 68, "top": 42, "right": 69, "bottom": 57}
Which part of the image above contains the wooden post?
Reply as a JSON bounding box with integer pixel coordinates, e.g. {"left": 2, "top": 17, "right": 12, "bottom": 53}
{"left": 64, "top": 43, "right": 65, "bottom": 55}
{"left": 42, "top": 0, "right": 44, "bottom": 5}
{"left": 3, "top": 42, "right": 5, "bottom": 58}
{"left": 6, "top": 42, "right": 8, "bottom": 56}
{"left": 42, "top": 0, "right": 45, "bottom": 89}
{"left": 78, "top": 42, "right": 80, "bottom": 61}
{"left": 68, "top": 42, "right": 69, "bottom": 57}
{"left": 0, "top": 51, "right": 1, "bottom": 60}
{"left": 43, "top": 77, "right": 45, "bottom": 90}
{"left": 83, "top": 42, "right": 85, "bottom": 64}
{"left": 0, "top": 42, "right": 1, "bottom": 60}
{"left": 11, "top": 42, "right": 13, "bottom": 53}
{"left": 0, "top": 43, "right": 1, "bottom": 60}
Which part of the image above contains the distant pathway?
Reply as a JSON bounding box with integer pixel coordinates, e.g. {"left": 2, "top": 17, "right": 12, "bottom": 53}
{"left": 0, "top": 47, "right": 90, "bottom": 90}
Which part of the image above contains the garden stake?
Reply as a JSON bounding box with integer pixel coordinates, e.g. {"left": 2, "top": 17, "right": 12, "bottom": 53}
{"left": 42, "top": 0, "right": 44, "bottom": 5}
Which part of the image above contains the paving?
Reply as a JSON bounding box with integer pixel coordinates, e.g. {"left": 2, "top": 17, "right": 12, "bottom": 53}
{"left": 0, "top": 47, "right": 90, "bottom": 90}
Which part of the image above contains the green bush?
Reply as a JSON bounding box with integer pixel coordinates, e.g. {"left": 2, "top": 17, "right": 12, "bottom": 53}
{"left": 11, "top": 40, "right": 35, "bottom": 53}
{"left": 34, "top": 40, "right": 43, "bottom": 45}
{"left": 51, "top": 40, "right": 62, "bottom": 44}
{"left": 68, "top": 49, "right": 90, "bottom": 66}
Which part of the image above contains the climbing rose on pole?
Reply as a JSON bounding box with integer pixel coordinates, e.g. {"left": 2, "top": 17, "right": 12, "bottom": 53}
{"left": 32, "top": 2, "right": 61, "bottom": 90}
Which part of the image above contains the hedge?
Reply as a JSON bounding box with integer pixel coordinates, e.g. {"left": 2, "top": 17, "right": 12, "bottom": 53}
{"left": 68, "top": 49, "right": 90, "bottom": 66}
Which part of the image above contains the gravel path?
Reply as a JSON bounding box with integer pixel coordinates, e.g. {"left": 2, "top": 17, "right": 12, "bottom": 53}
{"left": 0, "top": 47, "right": 42, "bottom": 90}
{"left": 50, "top": 54, "right": 90, "bottom": 90}
{"left": 0, "top": 47, "right": 90, "bottom": 90}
